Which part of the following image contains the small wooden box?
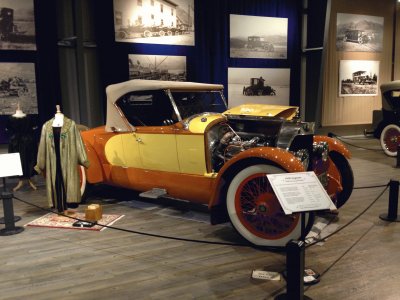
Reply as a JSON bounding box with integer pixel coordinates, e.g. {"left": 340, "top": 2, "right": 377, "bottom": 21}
{"left": 85, "top": 204, "right": 103, "bottom": 222}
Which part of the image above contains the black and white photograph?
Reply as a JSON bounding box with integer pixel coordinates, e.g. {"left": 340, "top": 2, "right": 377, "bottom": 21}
{"left": 228, "top": 67, "right": 290, "bottom": 108}
{"left": 0, "top": 0, "right": 36, "bottom": 50}
{"left": 336, "top": 13, "right": 384, "bottom": 52}
{"left": 339, "top": 60, "right": 379, "bottom": 97}
{"left": 230, "top": 14, "right": 288, "bottom": 59}
{"left": 128, "top": 54, "right": 186, "bottom": 81}
{"left": 114, "top": 0, "right": 194, "bottom": 46}
{"left": 0, "top": 63, "right": 37, "bottom": 115}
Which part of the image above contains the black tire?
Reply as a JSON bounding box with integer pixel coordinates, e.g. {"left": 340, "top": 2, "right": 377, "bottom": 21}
{"left": 117, "top": 31, "right": 127, "bottom": 39}
{"left": 329, "top": 152, "right": 354, "bottom": 208}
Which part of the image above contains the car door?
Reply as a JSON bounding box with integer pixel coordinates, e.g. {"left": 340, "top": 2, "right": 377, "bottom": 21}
{"left": 134, "top": 127, "right": 179, "bottom": 172}
{"left": 116, "top": 89, "right": 180, "bottom": 173}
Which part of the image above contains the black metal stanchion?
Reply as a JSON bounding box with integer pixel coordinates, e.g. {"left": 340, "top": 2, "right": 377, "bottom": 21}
{"left": 276, "top": 212, "right": 312, "bottom": 300}
{"left": 0, "top": 177, "right": 21, "bottom": 224}
{"left": 396, "top": 144, "right": 400, "bottom": 168}
{"left": 379, "top": 180, "right": 400, "bottom": 222}
{"left": 0, "top": 190, "right": 24, "bottom": 235}
{"left": 275, "top": 240, "right": 312, "bottom": 300}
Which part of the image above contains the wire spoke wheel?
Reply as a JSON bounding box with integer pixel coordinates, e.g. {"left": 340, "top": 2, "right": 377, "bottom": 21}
{"left": 380, "top": 124, "right": 400, "bottom": 156}
{"left": 227, "top": 164, "right": 310, "bottom": 247}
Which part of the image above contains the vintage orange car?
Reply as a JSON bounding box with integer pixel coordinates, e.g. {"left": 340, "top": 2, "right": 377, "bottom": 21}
{"left": 80, "top": 80, "right": 353, "bottom": 247}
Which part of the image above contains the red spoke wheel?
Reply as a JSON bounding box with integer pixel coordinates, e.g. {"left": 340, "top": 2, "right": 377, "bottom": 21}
{"left": 380, "top": 124, "right": 400, "bottom": 157}
{"left": 227, "top": 164, "right": 310, "bottom": 247}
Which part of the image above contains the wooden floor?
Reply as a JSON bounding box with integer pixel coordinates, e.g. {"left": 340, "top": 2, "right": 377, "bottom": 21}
{"left": 1, "top": 127, "right": 400, "bottom": 300}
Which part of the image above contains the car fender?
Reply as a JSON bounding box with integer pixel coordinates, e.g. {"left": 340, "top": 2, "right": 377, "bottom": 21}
{"left": 208, "top": 147, "right": 305, "bottom": 209}
{"left": 83, "top": 141, "right": 104, "bottom": 183}
{"left": 314, "top": 135, "right": 351, "bottom": 159}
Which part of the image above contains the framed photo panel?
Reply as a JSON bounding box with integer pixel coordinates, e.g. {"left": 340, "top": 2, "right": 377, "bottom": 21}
{"left": 0, "top": 63, "right": 37, "bottom": 115}
{"left": 128, "top": 54, "right": 186, "bottom": 81}
{"left": 228, "top": 67, "right": 290, "bottom": 108}
{"left": 339, "top": 60, "right": 379, "bottom": 97}
{"left": 0, "top": 0, "right": 36, "bottom": 50}
{"left": 114, "top": 0, "right": 195, "bottom": 46}
{"left": 336, "top": 13, "right": 384, "bottom": 52}
{"left": 230, "top": 14, "right": 288, "bottom": 59}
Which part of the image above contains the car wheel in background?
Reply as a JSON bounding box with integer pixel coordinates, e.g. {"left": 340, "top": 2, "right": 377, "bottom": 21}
{"left": 380, "top": 124, "right": 400, "bottom": 157}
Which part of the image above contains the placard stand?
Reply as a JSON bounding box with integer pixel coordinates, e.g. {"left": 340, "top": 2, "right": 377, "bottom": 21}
{"left": 0, "top": 177, "right": 21, "bottom": 224}
{"left": 0, "top": 153, "right": 24, "bottom": 236}
{"left": 268, "top": 172, "right": 337, "bottom": 300}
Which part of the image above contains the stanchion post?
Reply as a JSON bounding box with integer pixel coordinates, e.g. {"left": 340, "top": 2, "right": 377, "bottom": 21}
{"left": 397, "top": 144, "right": 400, "bottom": 168}
{"left": 0, "top": 177, "right": 21, "bottom": 224}
{"left": 275, "top": 240, "right": 312, "bottom": 300}
{"left": 379, "top": 180, "right": 400, "bottom": 222}
{"left": 0, "top": 191, "right": 24, "bottom": 236}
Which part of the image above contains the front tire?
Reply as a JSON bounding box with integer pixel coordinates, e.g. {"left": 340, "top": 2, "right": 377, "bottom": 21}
{"left": 226, "top": 164, "right": 311, "bottom": 247}
{"left": 380, "top": 124, "right": 400, "bottom": 157}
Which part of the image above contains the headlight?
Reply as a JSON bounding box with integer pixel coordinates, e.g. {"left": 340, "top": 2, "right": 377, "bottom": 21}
{"left": 294, "top": 149, "right": 309, "bottom": 170}
{"left": 313, "top": 142, "right": 329, "bottom": 161}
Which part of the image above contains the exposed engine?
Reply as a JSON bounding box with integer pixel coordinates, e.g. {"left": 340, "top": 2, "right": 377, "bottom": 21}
{"left": 208, "top": 115, "right": 326, "bottom": 173}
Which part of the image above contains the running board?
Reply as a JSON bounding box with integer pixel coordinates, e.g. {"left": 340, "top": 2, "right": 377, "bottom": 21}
{"left": 139, "top": 188, "right": 167, "bottom": 199}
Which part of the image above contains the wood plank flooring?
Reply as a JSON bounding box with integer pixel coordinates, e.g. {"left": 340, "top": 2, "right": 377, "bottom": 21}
{"left": 1, "top": 129, "right": 400, "bottom": 300}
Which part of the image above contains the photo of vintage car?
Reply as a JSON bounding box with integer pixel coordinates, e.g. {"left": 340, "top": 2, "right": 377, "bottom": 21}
{"left": 343, "top": 29, "right": 369, "bottom": 44}
{"left": 80, "top": 80, "right": 354, "bottom": 247}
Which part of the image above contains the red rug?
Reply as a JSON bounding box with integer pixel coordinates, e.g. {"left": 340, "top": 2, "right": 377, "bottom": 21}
{"left": 25, "top": 212, "right": 124, "bottom": 231}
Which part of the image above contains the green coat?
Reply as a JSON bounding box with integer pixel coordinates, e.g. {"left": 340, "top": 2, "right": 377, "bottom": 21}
{"left": 34, "top": 117, "right": 89, "bottom": 208}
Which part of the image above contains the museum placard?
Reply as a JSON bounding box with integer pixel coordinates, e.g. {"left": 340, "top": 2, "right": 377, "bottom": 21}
{"left": 267, "top": 172, "right": 336, "bottom": 215}
{"left": 0, "top": 153, "right": 23, "bottom": 177}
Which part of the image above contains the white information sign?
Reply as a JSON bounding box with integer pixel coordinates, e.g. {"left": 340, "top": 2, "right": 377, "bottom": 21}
{"left": 267, "top": 172, "right": 336, "bottom": 215}
{"left": 0, "top": 153, "right": 23, "bottom": 178}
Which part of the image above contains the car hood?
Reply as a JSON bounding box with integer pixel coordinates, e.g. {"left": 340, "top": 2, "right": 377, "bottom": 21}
{"left": 223, "top": 104, "right": 298, "bottom": 120}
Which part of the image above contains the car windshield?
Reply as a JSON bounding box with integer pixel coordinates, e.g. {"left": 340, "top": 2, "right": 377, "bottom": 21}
{"left": 170, "top": 91, "right": 227, "bottom": 120}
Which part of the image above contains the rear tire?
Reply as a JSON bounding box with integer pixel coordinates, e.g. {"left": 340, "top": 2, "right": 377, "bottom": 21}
{"left": 226, "top": 164, "right": 312, "bottom": 247}
{"left": 329, "top": 152, "right": 354, "bottom": 208}
{"left": 79, "top": 165, "right": 92, "bottom": 202}
{"left": 380, "top": 124, "right": 400, "bottom": 157}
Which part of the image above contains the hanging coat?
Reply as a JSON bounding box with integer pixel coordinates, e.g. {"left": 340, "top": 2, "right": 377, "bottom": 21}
{"left": 6, "top": 115, "right": 38, "bottom": 178}
{"left": 34, "top": 117, "right": 89, "bottom": 208}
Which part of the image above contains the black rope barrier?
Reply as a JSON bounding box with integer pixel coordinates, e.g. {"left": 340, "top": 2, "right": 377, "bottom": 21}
{"left": 327, "top": 133, "right": 376, "bottom": 141}
{"left": 12, "top": 195, "right": 253, "bottom": 248}
{"left": 328, "top": 132, "right": 383, "bottom": 152}
{"left": 305, "top": 224, "right": 375, "bottom": 293}
{"left": 336, "top": 137, "right": 383, "bottom": 152}
{"left": 11, "top": 181, "right": 391, "bottom": 251}
{"left": 305, "top": 184, "right": 389, "bottom": 248}
{"left": 354, "top": 184, "right": 388, "bottom": 189}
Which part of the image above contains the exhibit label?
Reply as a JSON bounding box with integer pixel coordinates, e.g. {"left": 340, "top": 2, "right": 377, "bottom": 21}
{"left": 267, "top": 171, "right": 336, "bottom": 214}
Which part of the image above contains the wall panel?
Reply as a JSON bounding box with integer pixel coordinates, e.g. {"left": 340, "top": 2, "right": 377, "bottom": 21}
{"left": 322, "top": 0, "right": 395, "bottom": 126}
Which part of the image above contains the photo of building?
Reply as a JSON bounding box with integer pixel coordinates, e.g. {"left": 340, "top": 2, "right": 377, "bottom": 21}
{"left": 113, "top": 0, "right": 194, "bottom": 45}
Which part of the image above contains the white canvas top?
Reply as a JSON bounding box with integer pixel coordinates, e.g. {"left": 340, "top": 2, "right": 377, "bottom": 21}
{"left": 105, "top": 80, "right": 224, "bottom": 132}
